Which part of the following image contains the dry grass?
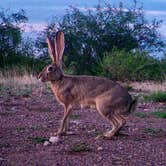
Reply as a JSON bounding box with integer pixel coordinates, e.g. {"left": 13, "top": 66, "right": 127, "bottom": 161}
{"left": 0, "top": 72, "right": 38, "bottom": 87}
{"left": 0, "top": 71, "right": 42, "bottom": 98}
{"left": 130, "top": 81, "right": 166, "bottom": 92}
{"left": 0, "top": 71, "right": 165, "bottom": 94}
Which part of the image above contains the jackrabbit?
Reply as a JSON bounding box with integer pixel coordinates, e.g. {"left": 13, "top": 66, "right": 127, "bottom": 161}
{"left": 38, "top": 31, "right": 137, "bottom": 139}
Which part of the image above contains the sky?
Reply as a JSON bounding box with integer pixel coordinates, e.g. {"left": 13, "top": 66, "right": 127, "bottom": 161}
{"left": 1, "top": 0, "right": 166, "bottom": 38}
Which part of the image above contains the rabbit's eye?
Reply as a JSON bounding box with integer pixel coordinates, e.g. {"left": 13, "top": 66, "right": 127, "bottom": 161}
{"left": 48, "top": 66, "right": 53, "bottom": 72}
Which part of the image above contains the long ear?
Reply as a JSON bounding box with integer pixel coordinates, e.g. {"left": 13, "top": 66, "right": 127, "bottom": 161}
{"left": 46, "top": 36, "right": 58, "bottom": 62}
{"left": 55, "top": 31, "right": 65, "bottom": 67}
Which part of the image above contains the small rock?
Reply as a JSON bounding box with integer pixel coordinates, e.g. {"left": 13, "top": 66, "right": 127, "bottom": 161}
{"left": 87, "top": 129, "right": 96, "bottom": 133}
{"left": 97, "top": 146, "right": 103, "bottom": 151}
{"left": 49, "top": 136, "right": 60, "bottom": 144}
{"left": 71, "top": 120, "right": 81, "bottom": 125}
{"left": 97, "top": 156, "right": 103, "bottom": 162}
{"left": 66, "top": 131, "right": 75, "bottom": 135}
{"left": 43, "top": 141, "right": 50, "bottom": 146}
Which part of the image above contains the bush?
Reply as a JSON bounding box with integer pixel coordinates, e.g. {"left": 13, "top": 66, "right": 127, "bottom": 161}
{"left": 144, "top": 91, "right": 166, "bottom": 102}
{"left": 151, "top": 111, "right": 166, "bottom": 118}
{"left": 38, "top": 1, "right": 165, "bottom": 75}
{"left": 0, "top": 54, "right": 47, "bottom": 75}
{"left": 98, "top": 49, "right": 165, "bottom": 81}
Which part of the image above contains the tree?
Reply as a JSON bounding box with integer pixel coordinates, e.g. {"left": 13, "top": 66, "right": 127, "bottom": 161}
{"left": 0, "top": 9, "right": 28, "bottom": 60}
{"left": 37, "top": 1, "right": 166, "bottom": 74}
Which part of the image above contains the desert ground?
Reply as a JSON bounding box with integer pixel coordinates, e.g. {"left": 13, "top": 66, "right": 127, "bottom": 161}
{"left": 0, "top": 75, "right": 166, "bottom": 166}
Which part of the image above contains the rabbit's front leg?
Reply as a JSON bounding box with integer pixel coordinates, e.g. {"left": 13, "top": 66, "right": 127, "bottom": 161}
{"left": 55, "top": 105, "right": 72, "bottom": 135}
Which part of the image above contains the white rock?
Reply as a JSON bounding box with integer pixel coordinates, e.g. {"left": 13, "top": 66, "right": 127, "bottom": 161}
{"left": 43, "top": 141, "right": 50, "bottom": 146}
{"left": 66, "top": 131, "right": 74, "bottom": 135}
{"left": 97, "top": 146, "right": 103, "bottom": 151}
{"left": 71, "top": 120, "right": 81, "bottom": 125}
{"left": 49, "top": 136, "right": 59, "bottom": 144}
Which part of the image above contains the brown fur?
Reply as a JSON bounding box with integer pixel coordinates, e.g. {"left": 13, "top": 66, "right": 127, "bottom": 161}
{"left": 38, "top": 31, "right": 137, "bottom": 139}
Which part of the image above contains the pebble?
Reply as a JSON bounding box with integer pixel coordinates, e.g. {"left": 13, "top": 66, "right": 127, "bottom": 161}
{"left": 49, "top": 136, "right": 60, "bottom": 144}
{"left": 66, "top": 131, "right": 74, "bottom": 135}
{"left": 97, "top": 146, "right": 103, "bottom": 151}
{"left": 43, "top": 141, "right": 50, "bottom": 146}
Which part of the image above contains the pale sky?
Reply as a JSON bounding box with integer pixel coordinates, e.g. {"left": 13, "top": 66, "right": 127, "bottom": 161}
{"left": 1, "top": 0, "right": 166, "bottom": 38}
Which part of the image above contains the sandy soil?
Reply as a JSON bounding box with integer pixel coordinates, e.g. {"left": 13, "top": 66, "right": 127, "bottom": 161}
{"left": 0, "top": 85, "right": 166, "bottom": 166}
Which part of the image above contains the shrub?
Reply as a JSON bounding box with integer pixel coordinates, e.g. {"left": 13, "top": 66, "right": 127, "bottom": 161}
{"left": 151, "top": 111, "right": 166, "bottom": 118}
{"left": 37, "top": 1, "right": 166, "bottom": 75}
{"left": 144, "top": 91, "right": 166, "bottom": 102}
{"left": 0, "top": 54, "right": 47, "bottom": 75}
{"left": 144, "top": 128, "right": 163, "bottom": 134}
{"left": 98, "top": 49, "right": 165, "bottom": 81}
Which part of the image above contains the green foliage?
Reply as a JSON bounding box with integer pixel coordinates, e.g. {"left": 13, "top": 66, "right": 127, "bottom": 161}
{"left": 0, "top": 9, "right": 45, "bottom": 73}
{"left": 144, "top": 128, "right": 163, "bottom": 134}
{"left": 134, "top": 112, "right": 148, "bottom": 118}
{"left": 69, "top": 142, "right": 91, "bottom": 153}
{"left": 151, "top": 111, "right": 166, "bottom": 118}
{"left": 144, "top": 92, "right": 166, "bottom": 102}
{"left": 27, "top": 136, "right": 48, "bottom": 144}
{"left": 0, "top": 9, "right": 28, "bottom": 56}
{"left": 37, "top": 1, "right": 165, "bottom": 75}
{"left": 98, "top": 49, "right": 165, "bottom": 81}
{"left": 0, "top": 54, "right": 47, "bottom": 74}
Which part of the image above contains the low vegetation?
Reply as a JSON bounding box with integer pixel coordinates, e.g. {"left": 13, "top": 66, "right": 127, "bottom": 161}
{"left": 99, "top": 49, "right": 166, "bottom": 81}
{"left": 144, "top": 92, "right": 166, "bottom": 102}
{"left": 1, "top": 2, "right": 166, "bottom": 81}
{"left": 144, "top": 128, "right": 163, "bottom": 135}
{"left": 134, "top": 112, "right": 148, "bottom": 118}
{"left": 27, "top": 136, "right": 49, "bottom": 144}
{"left": 151, "top": 111, "right": 166, "bottom": 118}
{"left": 69, "top": 142, "right": 91, "bottom": 153}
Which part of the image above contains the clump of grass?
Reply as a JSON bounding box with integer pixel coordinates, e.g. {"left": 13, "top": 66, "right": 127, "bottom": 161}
{"left": 144, "top": 128, "right": 163, "bottom": 135}
{"left": 144, "top": 91, "right": 166, "bottom": 102}
{"left": 27, "top": 136, "right": 48, "bottom": 144}
{"left": 16, "top": 127, "right": 26, "bottom": 132}
{"left": 70, "top": 114, "right": 81, "bottom": 120}
{"left": 151, "top": 111, "right": 166, "bottom": 118}
{"left": 0, "top": 112, "right": 13, "bottom": 116}
{"left": 134, "top": 112, "right": 148, "bottom": 118}
{"left": 31, "top": 125, "right": 42, "bottom": 131}
{"left": 0, "top": 143, "right": 11, "bottom": 148}
{"left": 40, "top": 108, "right": 51, "bottom": 112}
{"left": 69, "top": 142, "right": 91, "bottom": 153}
{"left": 0, "top": 71, "right": 43, "bottom": 99}
{"left": 123, "top": 84, "right": 133, "bottom": 91}
{"left": 131, "top": 81, "right": 166, "bottom": 93}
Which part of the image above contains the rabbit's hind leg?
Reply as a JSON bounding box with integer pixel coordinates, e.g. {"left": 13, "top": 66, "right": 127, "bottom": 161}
{"left": 95, "top": 104, "right": 121, "bottom": 139}
{"left": 102, "top": 114, "right": 123, "bottom": 139}
{"left": 114, "top": 114, "right": 127, "bottom": 136}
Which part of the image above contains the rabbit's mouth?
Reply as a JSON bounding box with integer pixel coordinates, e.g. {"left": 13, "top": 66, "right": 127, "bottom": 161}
{"left": 38, "top": 73, "right": 46, "bottom": 82}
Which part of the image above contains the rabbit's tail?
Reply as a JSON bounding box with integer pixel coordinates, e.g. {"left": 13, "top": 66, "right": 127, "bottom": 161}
{"left": 127, "top": 97, "right": 138, "bottom": 114}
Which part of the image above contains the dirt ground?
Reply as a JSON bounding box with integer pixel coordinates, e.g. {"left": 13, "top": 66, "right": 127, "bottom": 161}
{"left": 0, "top": 84, "right": 166, "bottom": 166}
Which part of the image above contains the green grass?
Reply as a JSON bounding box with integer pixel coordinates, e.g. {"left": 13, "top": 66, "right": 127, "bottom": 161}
{"left": 144, "top": 128, "right": 163, "bottom": 135}
{"left": 144, "top": 91, "right": 166, "bottom": 102}
{"left": 69, "top": 142, "right": 91, "bottom": 153}
{"left": 0, "top": 112, "right": 13, "bottom": 116}
{"left": 151, "top": 111, "right": 166, "bottom": 118}
{"left": 16, "top": 127, "right": 26, "bottom": 132}
{"left": 40, "top": 108, "right": 51, "bottom": 112}
{"left": 27, "top": 136, "right": 49, "bottom": 144}
{"left": 123, "top": 84, "right": 133, "bottom": 91}
{"left": 30, "top": 125, "right": 42, "bottom": 131}
{"left": 70, "top": 114, "right": 81, "bottom": 119}
{"left": 0, "top": 143, "right": 11, "bottom": 148}
{"left": 134, "top": 112, "right": 148, "bottom": 118}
